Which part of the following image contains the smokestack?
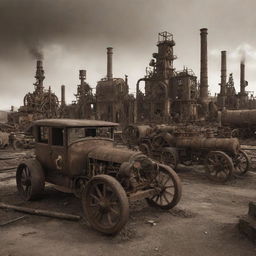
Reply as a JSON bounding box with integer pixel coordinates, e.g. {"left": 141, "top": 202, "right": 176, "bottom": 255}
{"left": 79, "top": 70, "right": 86, "bottom": 84}
{"left": 35, "top": 60, "right": 45, "bottom": 90}
{"left": 200, "top": 28, "right": 208, "bottom": 102}
{"left": 220, "top": 51, "right": 227, "bottom": 96}
{"left": 240, "top": 61, "right": 245, "bottom": 94}
{"left": 107, "top": 47, "right": 113, "bottom": 80}
{"left": 61, "top": 85, "right": 66, "bottom": 106}
{"left": 125, "top": 75, "right": 128, "bottom": 85}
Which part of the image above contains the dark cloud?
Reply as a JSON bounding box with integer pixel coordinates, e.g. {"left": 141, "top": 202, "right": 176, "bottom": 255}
{"left": 0, "top": 0, "right": 256, "bottom": 109}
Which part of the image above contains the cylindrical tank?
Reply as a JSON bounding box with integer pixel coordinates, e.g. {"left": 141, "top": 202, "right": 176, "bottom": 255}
{"left": 221, "top": 110, "right": 256, "bottom": 127}
{"left": 175, "top": 137, "right": 240, "bottom": 155}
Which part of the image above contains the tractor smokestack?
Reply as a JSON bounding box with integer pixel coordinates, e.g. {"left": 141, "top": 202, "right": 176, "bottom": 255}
{"left": 220, "top": 51, "right": 227, "bottom": 96}
{"left": 200, "top": 28, "right": 208, "bottom": 103}
{"left": 240, "top": 61, "right": 246, "bottom": 94}
{"left": 107, "top": 47, "right": 113, "bottom": 80}
{"left": 61, "top": 85, "right": 65, "bottom": 106}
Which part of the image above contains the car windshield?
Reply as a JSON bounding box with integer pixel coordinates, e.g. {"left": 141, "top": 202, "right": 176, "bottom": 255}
{"left": 68, "top": 127, "right": 114, "bottom": 144}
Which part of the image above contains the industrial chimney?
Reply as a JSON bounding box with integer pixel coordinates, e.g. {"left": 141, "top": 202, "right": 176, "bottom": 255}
{"left": 107, "top": 47, "right": 113, "bottom": 80}
{"left": 220, "top": 51, "right": 227, "bottom": 96}
{"left": 35, "top": 60, "right": 45, "bottom": 91}
{"left": 79, "top": 70, "right": 86, "bottom": 84}
{"left": 240, "top": 61, "right": 246, "bottom": 94}
{"left": 199, "top": 28, "right": 208, "bottom": 103}
{"left": 61, "top": 85, "right": 66, "bottom": 107}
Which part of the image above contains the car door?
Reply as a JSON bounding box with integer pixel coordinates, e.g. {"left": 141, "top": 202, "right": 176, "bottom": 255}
{"left": 48, "top": 127, "right": 67, "bottom": 173}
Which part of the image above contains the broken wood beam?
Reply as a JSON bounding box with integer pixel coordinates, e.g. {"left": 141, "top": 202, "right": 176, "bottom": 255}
{"left": 0, "top": 202, "right": 81, "bottom": 221}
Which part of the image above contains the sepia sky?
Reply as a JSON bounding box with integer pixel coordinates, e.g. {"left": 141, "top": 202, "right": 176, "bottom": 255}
{"left": 0, "top": 0, "right": 256, "bottom": 109}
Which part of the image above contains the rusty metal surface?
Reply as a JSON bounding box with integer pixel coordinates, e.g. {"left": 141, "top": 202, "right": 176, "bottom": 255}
{"left": 33, "top": 119, "right": 119, "bottom": 127}
{"left": 221, "top": 109, "right": 256, "bottom": 127}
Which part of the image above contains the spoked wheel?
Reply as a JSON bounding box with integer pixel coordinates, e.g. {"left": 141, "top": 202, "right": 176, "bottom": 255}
{"left": 160, "top": 148, "right": 178, "bottom": 169}
{"left": 139, "top": 143, "right": 151, "bottom": 156}
{"left": 82, "top": 175, "right": 129, "bottom": 235}
{"left": 16, "top": 159, "right": 45, "bottom": 201}
{"left": 205, "top": 151, "right": 234, "bottom": 183}
{"left": 233, "top": 150, "right": 250, "bottom": 176}
{"left": 231, "top": 129, "right": 240, "bottom": 138}
{"left": 146, "top": 164, "right": 182, "bottom": 210}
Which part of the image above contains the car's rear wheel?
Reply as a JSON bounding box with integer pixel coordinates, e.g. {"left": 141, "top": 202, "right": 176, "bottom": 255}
{"left": 16, "top": 159, "right": 45, "bottom": 200}
{"left": 82, "top": 175, "right": 129, "bottom": 235}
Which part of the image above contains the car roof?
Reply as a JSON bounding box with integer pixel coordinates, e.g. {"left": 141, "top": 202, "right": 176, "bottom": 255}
{"left": 33, "top": 119, "right": 119, "bottom": 128}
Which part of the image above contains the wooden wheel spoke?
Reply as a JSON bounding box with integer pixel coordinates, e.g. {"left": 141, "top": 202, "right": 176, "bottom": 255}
{"left": 109, "top": 207, "right": 119, "bottom": 216}
{"left": 89, "top": 193, "right": 101, "bottom": 203}
{"left": 95, "top": 184, "right": 103, "bottom": 199}
{"left": 163, "top": 192, "right": 171, "bottom": 204}
{"left": 107, "top": 212, "right": 113, "bottom": 225}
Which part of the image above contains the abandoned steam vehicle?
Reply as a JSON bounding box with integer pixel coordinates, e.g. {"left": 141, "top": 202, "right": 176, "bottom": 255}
{"left": 16, "top": 119, "right": 182, "bottom": 234}
{"left": 122, "top": 124, "right": 250, "bottom": 182}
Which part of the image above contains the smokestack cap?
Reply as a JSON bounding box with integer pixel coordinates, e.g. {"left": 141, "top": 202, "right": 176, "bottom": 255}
{"left": 200, "top": 28, "right": 208, "bottom": 34}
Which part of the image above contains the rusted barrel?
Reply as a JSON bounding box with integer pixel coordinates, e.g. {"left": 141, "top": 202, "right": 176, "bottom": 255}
{"left": 122, "top": 125, "right": 152, "bottom": 145}
{"left": 175, "top": 137, "right": 240, "bottom": 155}
{"left": 221, "top": 110, "right": 256, "bottom": 127}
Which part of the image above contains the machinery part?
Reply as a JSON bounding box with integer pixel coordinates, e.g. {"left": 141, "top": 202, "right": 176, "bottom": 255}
{"left": 176, "top": 137, "right": 240, "bottom": 155}
{"left": 16, "top": 159, "right": 45, "bottom": 200}
{"left": 221, "top": 110, "right": 256, "bottom": 127}
{"left": 122, "top": 125, "right": 152, "bottom": 145}
{"left": 160, "top": 148, "right": 178, "bottom": 169}
{"left": 82, "top": 174, "right": 129, "bottom": 234}
{"left": 233, "top": 150, "right": 250, "bottom": 176}
{"left": 152, "top": 133, "right": 168, "bottom": 148}
{"left": 138, "top": 143, "right": 151, "bottom": 156}
{"left": 231, "top": 129, "right": 240, "bottom": 138}
{"left": 146, "top": 164, "right": 182, "bottom": 210}
{"left": 205, "top": 151, "right": 234, "bottom": 182}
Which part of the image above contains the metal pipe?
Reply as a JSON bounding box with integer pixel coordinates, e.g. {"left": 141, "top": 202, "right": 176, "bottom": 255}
{"left": 107, "top": 47, "right": 113, "bottom": 80}
{"left": 200, "top": 28, "right": 208, "bottom": 102}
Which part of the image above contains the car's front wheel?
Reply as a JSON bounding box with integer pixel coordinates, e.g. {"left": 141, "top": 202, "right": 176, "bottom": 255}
{"left": 82, "top": 175, "right": 129, "bottom": 235}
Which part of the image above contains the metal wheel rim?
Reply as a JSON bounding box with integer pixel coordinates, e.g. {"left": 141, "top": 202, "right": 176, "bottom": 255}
{"left": 150, "top": 169, "right": 175, "bottom": 207}
{"left": 86, "top": 181, "right": 122, "bottom": 230}
{"left": 234, "top": 151, "right": 249, "bottom": 175}
{"left": 206, "top": 152, "right": 232, "bottom": 182}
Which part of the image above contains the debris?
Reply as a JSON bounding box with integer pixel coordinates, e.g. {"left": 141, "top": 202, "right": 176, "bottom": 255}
{"left": 0, "top": 202, "right": 81, "bottom": 221}
{"left": 146, "top": 220, "right": 157, "bottom": 226}
{"left": 21, "top": 231, "right": 37, "bottom": 237}
{"left": 0, "top": 215, "right": 26, "bottom": 227}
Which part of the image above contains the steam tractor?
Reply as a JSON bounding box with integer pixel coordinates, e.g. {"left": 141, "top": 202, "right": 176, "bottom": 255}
{"left": 123, "top": 124, "right": 250, "bottom": 183}
{"left": 16, "top": 119, "right": 182, "bottom": 234}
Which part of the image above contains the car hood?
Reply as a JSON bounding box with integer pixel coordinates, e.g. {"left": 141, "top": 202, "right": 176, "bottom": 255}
{"left": 88, "top": 145, "right": 142, "bottom": 164}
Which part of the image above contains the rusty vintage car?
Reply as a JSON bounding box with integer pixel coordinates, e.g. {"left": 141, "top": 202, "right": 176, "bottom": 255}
{"left": 16, "top": 119, "right": 182, "bottom": 234}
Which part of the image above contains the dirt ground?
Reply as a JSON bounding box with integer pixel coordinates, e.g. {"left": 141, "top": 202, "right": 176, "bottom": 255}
{"left": 0, "top": 148, "right": 256, "bottom": 256}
